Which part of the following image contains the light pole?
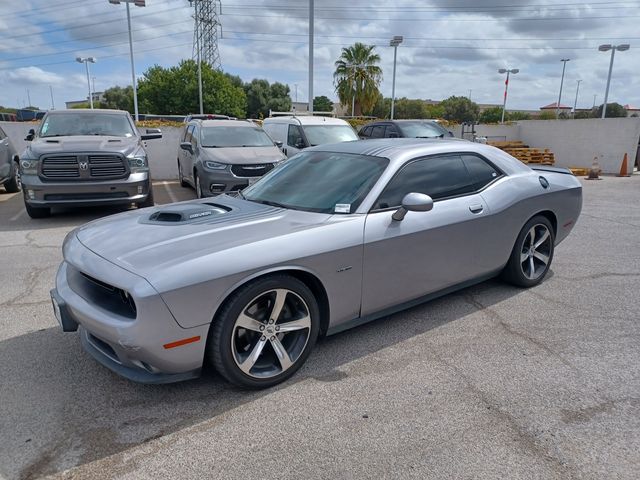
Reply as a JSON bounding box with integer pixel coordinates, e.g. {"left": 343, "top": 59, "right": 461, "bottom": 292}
{"left": 572, "top": 79, "right": 582, "bottom": 117}
{"left": 498, "top": 68, "right": 518, "bottom": 124}
{"left": 390, "top": 35, "right": 403, "bottom": 120}
{"left": 308, "top": 0, "right": 314, "bottom": 113}
{"left": 108, "top": 0, "right": 145, "bottom": 121}
{"left": 598, "top": 44, "right": 630, "bottom": 118}
{"left": 76, "top": 57, "right": 97, "bottom": 109}
{"left": 556, "top": 58, "right": 570, "bottom": 118}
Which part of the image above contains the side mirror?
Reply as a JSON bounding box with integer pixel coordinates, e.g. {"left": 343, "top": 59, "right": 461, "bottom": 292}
{"left": 295, "top": 140, "right": 306, "bottom": 149}
{"left": 275, "top": 140, "right": 283, "bottom": 149}
{"left": 388, "top": 132, "right": 399, "bottom": 138}
{"left": 180, "top": 142, "right": 194, "bottom": 154}
{"left": 448, "top": 130, "right": 455, "bottom": 137}
{"left": 25, "top": 128, "right": 35, "bottom": 141}
{"left": 141, "top": 128, "right": 162, "bottom": 140}
{"left": 392, "top": 192, "right": 434, "bottom": 221}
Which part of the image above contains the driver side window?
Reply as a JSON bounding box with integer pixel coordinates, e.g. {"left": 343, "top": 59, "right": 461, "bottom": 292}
{"left": 374, "top": 155, "right": 475, "bottom": 209}
{"left": 288, "top": 125, "right": 304, "bottom": 147}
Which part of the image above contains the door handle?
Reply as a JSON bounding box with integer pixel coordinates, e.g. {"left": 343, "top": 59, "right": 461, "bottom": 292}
{"left": 469, "top": 204, "right": 484, "bottom": 214}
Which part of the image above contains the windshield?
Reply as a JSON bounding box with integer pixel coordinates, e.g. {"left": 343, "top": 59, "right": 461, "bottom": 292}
{"left": 303, "top": 125, "right": 358, "bottom": 146}
{"left": 201, "top": 126, "right": 274, "bottom": 147}
{"left": 398, "top": 121, "right": 448, "bottom": 138}
{"left": 242, "top": 151, "right": 388, "bottom": 214}
{"left": 40, "top": 113, "right": 135, "bottom": 137}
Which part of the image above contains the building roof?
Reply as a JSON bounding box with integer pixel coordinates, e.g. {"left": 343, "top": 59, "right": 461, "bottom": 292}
{"left": 623, "top": 104, "right": 640, "bottom": 111}
{"left": 540, "top": 102, "right": 572, "bottom": 110}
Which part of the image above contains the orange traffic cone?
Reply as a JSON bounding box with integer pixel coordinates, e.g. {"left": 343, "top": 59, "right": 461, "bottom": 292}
{"left": 616, "top": 153, "right": 630, "bottom": 177}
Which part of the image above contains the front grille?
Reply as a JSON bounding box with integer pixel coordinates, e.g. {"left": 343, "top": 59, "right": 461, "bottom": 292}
{"left": 231, "top": 163, "right": 275, "bottom": 178}
{"left": 41, "top": 154, "right": 128, "bottom": 181}
{"left": 41, "top": 156, "right": 79, "bottom": 178}
{"left": 44, "top": 192, "right": 129, "bottom": 201}
{"left": 89, "top": 154, "right": 127, "bottom": 178}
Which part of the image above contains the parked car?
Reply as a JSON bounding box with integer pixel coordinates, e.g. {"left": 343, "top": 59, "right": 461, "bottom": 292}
{"left": 178, "top": 119, "right": 286, "bottom": 197}
{"left": 51, "top": 138, "right": 582, "bottom": 388}
{"left": 359, "top": 119, "right": 454, "bottom": 140}
{"left": 18, "top": 109, "right": 162, "bottom": 218}
{"left": 262, "top": 115, "right": 358, "bottom": 157}
{"left": 0, "top": 125, "right": 20, "bottom": 193}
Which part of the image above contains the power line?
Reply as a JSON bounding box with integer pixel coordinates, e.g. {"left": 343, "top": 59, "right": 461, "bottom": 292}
{"left": 1, "top": 0, "right": 106, "bottom": 19}
{"left": 221, "top": 13, "right": 639, "bottom": 21}
{"left": 222, "top": 0, "right": 637, "bottom": 8}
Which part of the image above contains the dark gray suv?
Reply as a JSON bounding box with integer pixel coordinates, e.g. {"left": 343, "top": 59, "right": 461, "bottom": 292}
{"left": 359, "top": 120, "right": 454, "bottom": 139}
{"left": 178, "top": 119, "right": 286, "bottom": 197}
{"left": 19, "top": 109, "right": 161, "bottom": 218}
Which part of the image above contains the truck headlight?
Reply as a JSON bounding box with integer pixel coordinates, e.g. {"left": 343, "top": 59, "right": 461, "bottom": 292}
{"left": 204, "top": 161, "right": 227, "bottom": 170}
{"left": 20, "top": 159, "right": 38, "bottom": 175}
{"left": 127, "top": 155, "right": 148, "bottom": 173}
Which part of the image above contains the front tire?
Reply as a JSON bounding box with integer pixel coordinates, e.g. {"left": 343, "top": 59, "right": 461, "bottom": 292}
{"left": 502, "top": 215, "right": 555, "bottom": 288}
{"left": 3, "top": 163, "right": 20, "bottom": 193}
{"left": 195, "top": 171, "right": 203, "bottom": 198}
{"left": 208, "top": 275, "right": 320, "bottom": 389}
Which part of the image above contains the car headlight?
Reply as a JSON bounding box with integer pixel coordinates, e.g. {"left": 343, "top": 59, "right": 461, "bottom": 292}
{"left": 127, "top": 154, "right": 148, "bottom": 173}
{"left": 20, "top": 158, "right": 38, "bottom": 175}
{"left": 204, "top": 161, "right": 227, "bottom": 170}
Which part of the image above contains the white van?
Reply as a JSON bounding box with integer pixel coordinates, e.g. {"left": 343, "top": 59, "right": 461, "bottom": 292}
{"left": 262, "top": 116, "right": 359, "bottom": 158}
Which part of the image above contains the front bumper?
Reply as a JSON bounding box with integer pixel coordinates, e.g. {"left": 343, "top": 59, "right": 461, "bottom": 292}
{"left": 198, "top": 168, "right": 256, "bottom": 196}
{"left": 53, "top": 234, "right": 208, "bottom": 383}
{"left": 21, "top": 171, "right": 151, "bottom": 207}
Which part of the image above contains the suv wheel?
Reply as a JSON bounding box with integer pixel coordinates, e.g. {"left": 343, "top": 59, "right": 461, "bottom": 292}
{"left": 3, "top": 162, "right": 21, "bottom": 193}
{"left": 178, "top": 161, "right": 188, "bottom": 188}
{"left": 195, "top": 172, "right": 203, "bottom": 198}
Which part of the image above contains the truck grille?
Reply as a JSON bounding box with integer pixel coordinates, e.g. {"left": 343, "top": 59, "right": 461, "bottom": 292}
{"left": 231, "top": 163, "right": 275, "bottom": 178}
{"left": 41, "top": 154, "right": 128, "bottom": 181}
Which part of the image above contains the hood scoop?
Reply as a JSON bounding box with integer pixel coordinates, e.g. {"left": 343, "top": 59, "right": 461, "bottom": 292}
{"left": 143, "top": 203, "right": 229, "bottom": 225}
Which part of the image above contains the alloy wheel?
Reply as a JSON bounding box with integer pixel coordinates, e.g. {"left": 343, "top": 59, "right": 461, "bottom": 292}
{"left": 231, "top": 288, "right": 312, "bottom": 379}
{"left": 520, "top": 224, "right": 552, "bottom": 280}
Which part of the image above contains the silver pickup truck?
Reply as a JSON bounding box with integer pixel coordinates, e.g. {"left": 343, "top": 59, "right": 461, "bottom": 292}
{"left": 19, "top": 109, "right": 162, "bottom": 218}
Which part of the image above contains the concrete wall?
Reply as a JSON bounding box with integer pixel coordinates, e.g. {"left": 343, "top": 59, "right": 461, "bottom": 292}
{"left": 517, "top": 118, "right": 640, "bottom": 174}
{"left": 3, "top": 118, "right": 640, "bottom": 177}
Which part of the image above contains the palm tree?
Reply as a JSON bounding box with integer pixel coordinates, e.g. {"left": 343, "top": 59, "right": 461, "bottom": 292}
{"left": 334, "top": 43, "right": 382, "bottom": 116}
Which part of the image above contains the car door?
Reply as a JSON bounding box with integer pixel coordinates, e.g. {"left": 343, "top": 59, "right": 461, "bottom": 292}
{"left": 359, "top": 126, "right": 372, "bottom": 139}
{"left": 384, "top": 124, "right": 400, "bottom": 138}
{"left": 179, "top": 125, "right": 195, "bottom": 184}
{"left": 370, "top": 125, "right": 385, "bottom": 139}
{"left": 361, "top": 153, "right": 499, "bottom": 316}
{"left": 286, "top": 124, "right": 306, "bottom": 157}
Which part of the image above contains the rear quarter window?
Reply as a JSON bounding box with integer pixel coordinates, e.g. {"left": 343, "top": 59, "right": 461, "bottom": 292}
{"left": 461, "top": 154, "right": 503, "bottom": 190}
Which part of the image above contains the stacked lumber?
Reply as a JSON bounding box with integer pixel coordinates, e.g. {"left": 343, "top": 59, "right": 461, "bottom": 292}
{"left": 488, "top": 140, "right": 555, "bottom": 166}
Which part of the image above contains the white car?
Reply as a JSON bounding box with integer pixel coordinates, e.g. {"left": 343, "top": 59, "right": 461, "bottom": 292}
{"left": 262, "top": 116, "right": 358, "bottom": 157}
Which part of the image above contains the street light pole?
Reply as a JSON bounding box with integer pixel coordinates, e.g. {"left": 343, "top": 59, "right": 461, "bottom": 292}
{"left": 498, "top": 68, "right": 518, "bottom": 124}
{"left": 556, "top": 58, "right": 570, "bottom": 118}
{"left": 598, "top": 43, "right": 630, "bottom": 118}
{"left": 389, "top": 36, "right": 403, "bottom": 120}
{"left": 108, "top": 0, "right": 145, "bottom": 121}
{"left": 308, "top": 0, "right": 314, "bottom": 113}
{"left": 572, "top": 79, "right": 582, "bottom": 117}
{"left": 76, "top": 57, "right": 97, "bottom": 109}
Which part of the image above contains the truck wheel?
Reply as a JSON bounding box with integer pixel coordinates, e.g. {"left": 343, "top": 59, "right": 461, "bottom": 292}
{"left": 137, "top": 185, "right": 155, "bottom": 208}
{"left": 3, "top": 161, "right": 21, "bottom": 193}
{"left": 24, "top": 201, "right": 51, "bottom": 219}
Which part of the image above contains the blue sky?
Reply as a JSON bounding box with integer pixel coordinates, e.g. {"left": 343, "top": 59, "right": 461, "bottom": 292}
{"left": 1, "top": 0, "right": 639, "bottom": 112}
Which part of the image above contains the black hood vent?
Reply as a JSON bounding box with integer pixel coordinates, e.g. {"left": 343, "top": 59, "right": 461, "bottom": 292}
{"left": 143, "top": 203, "right": 229, "bottom": 225}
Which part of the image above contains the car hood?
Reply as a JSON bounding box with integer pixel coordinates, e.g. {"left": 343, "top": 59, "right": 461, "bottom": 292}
{"left": 200, "top": 145, "right": 286, "bottom": 164}
{"left": 28, "top": 135, "right": 140, "bottom": 157}
{"left": 74, "top": 195, "right": 331, "bottom": 282}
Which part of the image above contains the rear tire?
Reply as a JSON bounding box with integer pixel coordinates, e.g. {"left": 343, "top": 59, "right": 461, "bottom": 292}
{"left": 137, "top": 185, "right": 155, "bottom": 208}
{"left": 24, "top": 201, "right": 51, "bottom": 219}
{"left": 502, "top": 215, "right": 555, "bottom": 288}
{"left": 195, "top": 171, "right": 203, "bottom": 198}
{"left": 208, "top": 275, "right": 320, "bottom": 389}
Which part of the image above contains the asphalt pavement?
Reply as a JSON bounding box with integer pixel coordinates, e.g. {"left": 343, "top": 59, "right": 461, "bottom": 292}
{"left": 0, "top": 176, "right": 639, "bottom": 480}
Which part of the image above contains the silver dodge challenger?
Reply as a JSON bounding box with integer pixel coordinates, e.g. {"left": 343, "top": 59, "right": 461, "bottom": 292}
{"left": 51, "top": 139, "right": 582, "bottom": 388}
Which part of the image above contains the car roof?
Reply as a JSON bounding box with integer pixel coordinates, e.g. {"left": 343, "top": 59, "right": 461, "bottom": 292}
{"left": 263, "top": 116, "right": 350, "bottom": 126}
{"left": 193, "top": 119, "right": 256, "bottom": 127}
{"left": 306, "top": 138, "right": 531, "bottom": 175}
{"left": 47, "top": 109, "right": 129, "bottom": 115}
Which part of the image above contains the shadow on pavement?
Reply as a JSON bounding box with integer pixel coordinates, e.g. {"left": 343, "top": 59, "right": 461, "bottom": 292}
{"left": 0, "top": 279, "right": 524, "bottom": 480}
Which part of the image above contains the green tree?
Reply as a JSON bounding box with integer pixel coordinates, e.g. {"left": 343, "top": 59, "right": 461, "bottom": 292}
{"left": 334, "top": 42, "right": 382, "bottom": 116}
{"left": 423, "top": 103, "right": 444, "bottom": 119}
{"left": 574, "top": 109, "right": 596, "bottom": 119}
{"left": 102, "top": 86, "right": 134, "bottom": 113}
{"left": 137, "top": 60, "right": 246, "bottom": 117}
{"left": 596, "top": 102, "right": 627, "bottom": 118}
{"left": 244, "top": 79, "right": 291, "bottom": 118}
{"left": 508, "top": 111, "right": 531, "bottom": 121}
{"left": 313, "top": 95, "right": 334, "bottom": 112}
{"left": 393, "top": 98, "right": 427, "bottom": 119}
{"left": 371, "top": 94, "right": 390, "bottom": 118}
{"left": 538, "top": 111, "right": 556, "bottom": 120}
{"left": 479, "top": 106, "right": 503, "bottom": 123}
{"left": 440, "top": 96, "right": 479, "bottom": 123}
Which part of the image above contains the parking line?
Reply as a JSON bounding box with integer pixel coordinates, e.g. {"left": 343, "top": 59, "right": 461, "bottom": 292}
{"left": 161, "top": 181, "right": 178, "bottom": 203}
{"left": 10, "top": 209, "right": 25, "bottom": 222}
